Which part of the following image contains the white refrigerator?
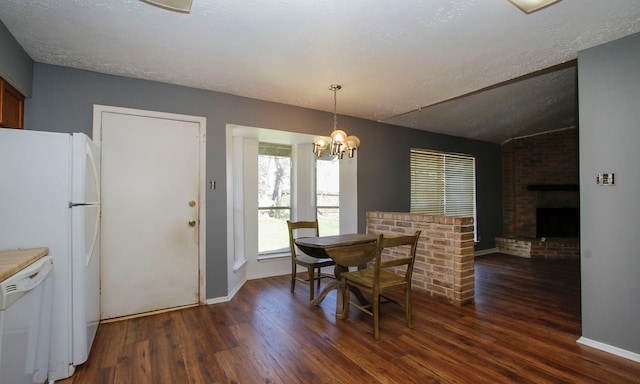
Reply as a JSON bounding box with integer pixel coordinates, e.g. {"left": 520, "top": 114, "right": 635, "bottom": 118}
{"left": 0, "top": 129, "right": 101, "bottom": 382}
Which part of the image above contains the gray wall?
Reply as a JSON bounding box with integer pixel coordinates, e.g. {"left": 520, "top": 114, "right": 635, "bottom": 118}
{"left": 2, "top": 23, "right": 502, "bottom": 299}
{"left": 24, "top": 64, "right": 502, "bottom": 298}
{"left": 578, "top": 32, "right": 640, "bottom": 354}
{"left": 0, "top": 20, "right": 33, "bottom": 96}
{"left": 0, "top": 18, "right": 502, "bottom": 298}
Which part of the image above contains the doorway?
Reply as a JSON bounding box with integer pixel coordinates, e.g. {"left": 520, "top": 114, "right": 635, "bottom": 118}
{"left": 94, "top": 105, "right": 206, "bottom": 319}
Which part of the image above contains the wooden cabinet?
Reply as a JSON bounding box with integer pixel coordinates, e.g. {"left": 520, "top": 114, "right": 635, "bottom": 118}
{"left": 0, "top": 77, "right": 25, "bottom": 129}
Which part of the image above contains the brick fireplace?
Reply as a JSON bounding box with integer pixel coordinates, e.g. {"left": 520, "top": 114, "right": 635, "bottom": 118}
{"left": 497, "top": 128, "right": 580, "bottom": 259}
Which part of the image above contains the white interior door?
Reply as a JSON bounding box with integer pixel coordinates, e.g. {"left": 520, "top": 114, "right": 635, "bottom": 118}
{"left": 96, "top": 106, "right": 205, "bottom": 320}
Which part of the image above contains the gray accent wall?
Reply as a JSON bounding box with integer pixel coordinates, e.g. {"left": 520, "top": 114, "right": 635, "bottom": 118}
{"left": 0, "top": 20, "right": 33, "bottom": 96}
{"left": 578, "top": 32, "right": 640, "bottom": 354}
{"left": 0, "top": 21, "right": 502, "bottom": 298}
{"left": 23, "top": 63, "right": 502, "bottom": 299}
{"left": 1, "top": 17, "right": 502, "bottom": 298}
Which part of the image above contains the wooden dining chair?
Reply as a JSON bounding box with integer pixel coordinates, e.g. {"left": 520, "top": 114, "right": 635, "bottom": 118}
{"left": 340, "top": 230, "right": 421, "bottom": 340}
{"left": 287, "top": 220, "right": 336, "bottom": 301}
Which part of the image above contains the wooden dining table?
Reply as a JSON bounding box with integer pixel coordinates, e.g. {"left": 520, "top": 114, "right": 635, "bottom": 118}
{"left": 295, "top": 233, "right": 378, "bottom": 318}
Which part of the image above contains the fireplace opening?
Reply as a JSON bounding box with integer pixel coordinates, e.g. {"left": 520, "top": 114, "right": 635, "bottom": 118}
{"left": 536, "top": 208, "right": 580, "bottom": 238}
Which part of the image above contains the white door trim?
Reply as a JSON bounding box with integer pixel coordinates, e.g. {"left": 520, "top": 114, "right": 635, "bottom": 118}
{"left": 92, "top": 104, "right": 207, "bottom": 305}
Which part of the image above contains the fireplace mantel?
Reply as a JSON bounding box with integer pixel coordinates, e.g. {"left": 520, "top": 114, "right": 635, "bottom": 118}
{"left": 527, "top": 184, "right": 579, "bottom": 191}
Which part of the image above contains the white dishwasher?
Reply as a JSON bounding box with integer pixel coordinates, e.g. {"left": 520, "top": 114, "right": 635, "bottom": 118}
{"left": 0, "top": 255, "right": 53, "bottom": 384}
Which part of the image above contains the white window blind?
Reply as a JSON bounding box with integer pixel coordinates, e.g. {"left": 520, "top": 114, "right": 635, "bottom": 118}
{"left": 410, "top": 149, "right": 477, "bottom": 240}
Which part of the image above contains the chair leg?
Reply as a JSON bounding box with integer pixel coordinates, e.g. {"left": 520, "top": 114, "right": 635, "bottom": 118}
{"left": 290, "top": 261, "right": 296, "bottom": 293}
{"left": 308, "top": 266, "right": 315, "bottom": 301}
{"left": 373, "top": 292, "right": 380, "bottom": 340}
{"left": 406, "top": 286, "right": 413, "bottom": 329}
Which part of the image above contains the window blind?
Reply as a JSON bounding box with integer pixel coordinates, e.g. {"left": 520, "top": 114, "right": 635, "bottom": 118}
{"left": 259, "top": 142, "right": 292, "bottom": 157}
{"left": 410, "top": 149, "right": 477, "bottom": 239}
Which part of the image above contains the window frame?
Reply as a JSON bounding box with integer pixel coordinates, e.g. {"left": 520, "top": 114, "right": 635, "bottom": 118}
{"left": 315, "top": 156, "right": 340, "bottom": 237}
{"left": 257, "top": 142, "right": 293, "bottom": 256}
{"left": 225, "top": 124, "right": 359, "bottom": 293}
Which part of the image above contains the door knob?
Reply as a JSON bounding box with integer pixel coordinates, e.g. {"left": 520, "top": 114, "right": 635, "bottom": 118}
{"left": 189, "top": 200, "right": 196, "bottom": 207}
{"left": 188, "top": 220, "right": 196, "bottom": 227}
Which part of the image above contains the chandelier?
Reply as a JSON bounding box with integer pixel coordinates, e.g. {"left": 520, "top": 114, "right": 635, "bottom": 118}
{"left": 507, "top": 0, "right": 560, "bottom": 13}
{"left": 312, "top": 85, "right": 360, "bottom": 159}
{"left": 141, "top": 0, "right": 193, "bottom": 13}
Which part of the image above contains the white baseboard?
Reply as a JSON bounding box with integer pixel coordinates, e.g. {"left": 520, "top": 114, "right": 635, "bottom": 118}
{"left": 577, "top": 337, "right": 640, "bottom": 363}
{"left": 205, "top": 296, "right": 229, "bottom": 305}
{"left": 247, "top": 270, "right": 289, "bottom": 280}
{"left": 474, "top": 247, "right": 498, "bottom": 256}
{"left": 205, "top": 276, "right": 247, "bottom": 305}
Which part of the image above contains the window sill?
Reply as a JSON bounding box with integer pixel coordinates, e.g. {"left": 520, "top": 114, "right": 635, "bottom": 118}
{"left": 233, "top": 259, "right": 247, "bottom": 272}
{"left": 257, "top": 252, "right": 290, "bottom": 262}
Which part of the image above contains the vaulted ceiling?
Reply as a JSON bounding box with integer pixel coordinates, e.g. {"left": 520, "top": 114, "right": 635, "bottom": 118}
{"left": 1, "top": 0, "right": 639, "bottom": 142}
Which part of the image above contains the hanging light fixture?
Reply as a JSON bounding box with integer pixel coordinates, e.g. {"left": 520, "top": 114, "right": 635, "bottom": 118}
{"left": 313, "top": 84, "right": 360, "bottom": 159}
{"left": 507, "top": 0, "right": 561, "bottom": 14}
{"left": 141, "top": 0, "right": 193, "bottom": 13}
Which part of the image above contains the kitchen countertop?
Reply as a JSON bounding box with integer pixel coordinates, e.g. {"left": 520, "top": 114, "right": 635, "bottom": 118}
{"left": 0, "top": 248, "right": 49, "bottom": 282}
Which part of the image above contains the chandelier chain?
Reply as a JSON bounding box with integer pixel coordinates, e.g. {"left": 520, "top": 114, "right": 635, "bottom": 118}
{"left": 333, "top": 87, "right": 338, "bottom": 131}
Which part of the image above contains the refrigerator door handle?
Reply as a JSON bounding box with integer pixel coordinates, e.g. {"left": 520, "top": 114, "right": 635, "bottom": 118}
{"left": 87, "top": 209, "right": 99, "bottom": 266}
{"left": 86, "top": 141, "right": 101, "bottom": 204}
{"left": 85, "top": 141, "right": 100, "bottom": 266}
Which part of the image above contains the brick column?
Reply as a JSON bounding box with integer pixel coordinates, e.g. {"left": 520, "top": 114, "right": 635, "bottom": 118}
{"left": 366, "top": 211, "right": 475, "bottom": 306}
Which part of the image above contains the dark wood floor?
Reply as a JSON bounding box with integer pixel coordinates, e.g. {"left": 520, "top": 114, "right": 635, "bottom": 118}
{"left": 61, "top": 254, "right": 640, "bottom": 383}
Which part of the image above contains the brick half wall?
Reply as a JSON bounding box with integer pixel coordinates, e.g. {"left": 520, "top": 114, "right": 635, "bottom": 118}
{"left": 366, "top": 211, "right": 475, "bottom": 306}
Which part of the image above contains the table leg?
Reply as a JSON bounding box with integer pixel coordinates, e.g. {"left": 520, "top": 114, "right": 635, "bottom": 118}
{"left": 333, "top": 265, "right": 347, "bottom": 318}
{"left": 310, "top": 264, "right": 345, "bottom": 308}
{"left": 310, "top": 281, "right": 338, "bottom": 307}
{"left": 310, "top": 265, "right": 370, "bottom": 319}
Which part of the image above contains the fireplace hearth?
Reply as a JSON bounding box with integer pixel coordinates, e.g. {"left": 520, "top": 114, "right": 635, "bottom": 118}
{"left": 496, "top": 236, "right": 580, "bottom": 259}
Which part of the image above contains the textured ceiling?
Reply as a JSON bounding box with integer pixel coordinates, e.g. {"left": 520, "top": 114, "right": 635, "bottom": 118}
{"left": 0, "top": 0, "right": 639, "bottom": 143}
{"left": 385, "top": 62, "right": 578, "bottom": 143}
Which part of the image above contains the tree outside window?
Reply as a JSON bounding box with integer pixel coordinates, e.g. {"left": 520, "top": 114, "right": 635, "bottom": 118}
{"left": 258, "top": 143, "right": 291, "bottom": 254}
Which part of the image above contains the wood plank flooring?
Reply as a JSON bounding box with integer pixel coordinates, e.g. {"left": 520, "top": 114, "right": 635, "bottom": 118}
{"left": 60, "top": 254, "right": 640, "bottom": 383}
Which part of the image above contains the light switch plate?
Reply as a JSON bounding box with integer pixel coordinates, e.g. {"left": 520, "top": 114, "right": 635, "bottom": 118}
{"left": 596, "top": 173, "right": 615, "bottom": 185}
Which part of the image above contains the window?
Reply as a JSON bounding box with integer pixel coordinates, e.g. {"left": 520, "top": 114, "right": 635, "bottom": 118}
{"left": 226, "top": 124, "right": 359, "bottom": 288}
{"left": 258, "top": 143, "right": 291, "bottom": 255}
{"left": 410, "top": 149, "right": 477, "bottom": 240}
{"left": 316, "top": 157, "right": 340, "bottom": 236}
